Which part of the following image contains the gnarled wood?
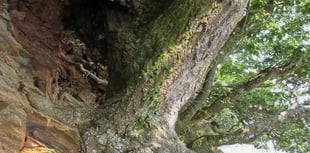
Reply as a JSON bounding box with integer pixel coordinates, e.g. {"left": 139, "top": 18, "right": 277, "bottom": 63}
{"left": 0, "top": 0, "right": 249, "bottom": 152}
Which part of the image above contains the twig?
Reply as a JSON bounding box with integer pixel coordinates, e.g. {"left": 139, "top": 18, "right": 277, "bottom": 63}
{"left": 79, "top": 64, "right": 108, "bottom": 85}
{"left": 58, "top": 53, "right": 108, "bottom": 86}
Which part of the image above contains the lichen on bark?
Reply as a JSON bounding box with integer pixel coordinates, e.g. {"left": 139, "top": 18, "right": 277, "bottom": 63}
{"left": 0, "top": 0, "right": 249, "bottom": 152}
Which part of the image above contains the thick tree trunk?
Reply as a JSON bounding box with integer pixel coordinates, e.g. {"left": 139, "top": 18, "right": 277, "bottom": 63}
{"left": 0, "top": 0, "right": 248, "bottom": 152}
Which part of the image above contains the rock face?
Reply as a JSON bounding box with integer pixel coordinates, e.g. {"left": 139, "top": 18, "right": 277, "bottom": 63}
{"left": 0, "top": 1, "right": 82, "bottom": 152}
{"left": 0, "top": 102, "right": 26, "bottom": 152}
{"left": 1, "top": 0, "right": 117, "bottom": 151}
{"left": 26, "top": 111, "right": 80, "bottom": 153}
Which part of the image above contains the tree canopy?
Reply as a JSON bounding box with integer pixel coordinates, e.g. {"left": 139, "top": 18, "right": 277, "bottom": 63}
{"left": 177, "top": 0, "right": 310, "bottom": 152}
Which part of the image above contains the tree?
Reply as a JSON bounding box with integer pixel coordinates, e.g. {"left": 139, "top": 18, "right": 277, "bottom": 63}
{"left": 178, "top": 0, "right": 310, "bottom": 152}
{"left": 0, "top": 0, "right": 308, "bottom": 153}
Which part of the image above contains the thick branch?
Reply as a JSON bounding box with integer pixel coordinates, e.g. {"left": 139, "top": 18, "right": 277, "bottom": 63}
{"left": 220, "top": 105, "right": 310, "bottom": 145}
{"left": 206, "top": 59, "right": 304, "bottom": 115}
{"left": 188, "top": 105, "right": 310, "bottom": 148}
{"left": 172, "top": 0, "right": 306, "bottom": 149}
{"left": 179, "top": 50, "right": 229, "bottom": 122}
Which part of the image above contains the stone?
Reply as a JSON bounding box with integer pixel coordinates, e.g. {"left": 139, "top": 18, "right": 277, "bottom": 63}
{"left": 26, "top": 111, "right": 81, "bottom": 153}
{"left": 0, "top": 102, "right": 27, "bottom": 153}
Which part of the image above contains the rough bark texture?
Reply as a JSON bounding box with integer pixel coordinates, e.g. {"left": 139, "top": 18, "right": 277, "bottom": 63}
{"left": 0, "top": 0, "right": 248, "bottom": 152}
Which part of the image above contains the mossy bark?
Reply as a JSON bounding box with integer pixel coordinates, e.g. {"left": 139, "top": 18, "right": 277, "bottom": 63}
{"left": 0, "top": 0, "right": 248, "bottom": 152}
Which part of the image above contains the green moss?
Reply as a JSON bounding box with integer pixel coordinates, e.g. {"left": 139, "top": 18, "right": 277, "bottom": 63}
{"left": 140, "top": 30, "right": 196, "bottom": 114}
{"left": 133, "top": 0, "right": 213, "bottom": 65}
{"left": 147, "top": 0, "right": 198, "bottom": 48}
{"left": 128, "top": 0, "right": 219, "bottom": 129}
{"left": 133, "top": 114, "right": 151, "bottom": 131}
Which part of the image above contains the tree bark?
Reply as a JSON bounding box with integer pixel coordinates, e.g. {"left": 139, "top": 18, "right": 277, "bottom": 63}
{"left": 0, "top": 0, "right": 248, "bottom": 152}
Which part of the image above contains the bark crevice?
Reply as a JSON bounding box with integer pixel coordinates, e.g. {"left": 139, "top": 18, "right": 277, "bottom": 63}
{"left": 0, "top": 0, "right": 249, "bottom": 152}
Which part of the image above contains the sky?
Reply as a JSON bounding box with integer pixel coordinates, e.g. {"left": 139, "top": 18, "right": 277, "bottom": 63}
{"left": 219, "top": 142, "right": 286, "bottom": 153}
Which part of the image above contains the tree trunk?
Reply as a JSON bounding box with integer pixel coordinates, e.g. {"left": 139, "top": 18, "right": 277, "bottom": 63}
{"left": 0, "top": 0, "right": 248, "bottom": 152}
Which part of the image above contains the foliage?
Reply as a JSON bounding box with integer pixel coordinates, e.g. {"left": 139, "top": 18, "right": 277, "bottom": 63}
{"left": 181, "top": 0, "right": 310, "bottom": 152}
{"left": 217, "top": 0, "right": 309, "bottom": 151}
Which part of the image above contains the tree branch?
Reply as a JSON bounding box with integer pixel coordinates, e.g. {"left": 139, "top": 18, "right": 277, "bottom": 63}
{"left": 219, "top": 105, "right": 310, "bottom": 146}
{"left": 179, "top": 50, "right": 230, "bottom": 122}
{"left": 206, "top": 59, "right": 304, "bottom": 115}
